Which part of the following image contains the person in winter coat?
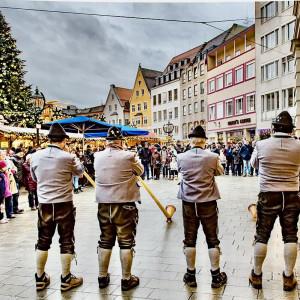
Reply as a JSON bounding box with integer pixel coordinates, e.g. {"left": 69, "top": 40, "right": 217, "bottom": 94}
{"left": 138, "top": 142, "right": 152, "bottom": 180}
{"left": 224, "top": 145, "right": 233, "bottom": 175}
{"left": 160, "top": 146, "right": 169, "bottom": 178}
{"left": 0, "top": 160, "right": 8, "bottom": 224}
{"left": 239, "top": 141, "right": 251, "bottom": 177}
{"left": 233, "top": 145, "right": 242, "bottom": 176}
{"left": 151, "top": 149, "right": 161, "bottom": 180}
{"left": 22, "top": 155, "right": 38, "bottom": 210}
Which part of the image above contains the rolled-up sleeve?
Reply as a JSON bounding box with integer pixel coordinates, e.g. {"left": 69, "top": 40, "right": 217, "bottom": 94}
{"left": 215, "top": 158, "right": 224, "bottom": 176}
{"left": 250, "top": 145, "right": 259, "bottom": 169}
{"left": 132, "top": 155, "right": 144, "bottom": 176}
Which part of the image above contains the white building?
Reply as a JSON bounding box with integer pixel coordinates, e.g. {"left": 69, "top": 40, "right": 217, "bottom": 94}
{"left": 255, "top": 1, "right": 296, "bottom": 136}
{"left": 103, "top": 84, "right": 131, "bottom": 125}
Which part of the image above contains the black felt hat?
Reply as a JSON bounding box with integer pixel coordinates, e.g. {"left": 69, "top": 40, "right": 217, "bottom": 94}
{"left": 106, "top": 126, "right": 123, "bottom": 140}
{"left": 272, "top": 111, "right": 295, "bottom": 128}
{"left": 188, "top": 125, "right": 207, "bottom": 139}
{"left": 47, "top": 123, "right": 69, "bottom": 139}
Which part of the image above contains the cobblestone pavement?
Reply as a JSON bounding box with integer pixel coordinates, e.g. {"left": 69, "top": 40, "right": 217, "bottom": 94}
{"left": 0, "top": 176, "right": 300, "bottom": 300}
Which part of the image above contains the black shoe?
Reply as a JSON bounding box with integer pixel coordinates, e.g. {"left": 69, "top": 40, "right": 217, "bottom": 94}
{"left": 14, "top": 209, "right": 24, "bottom": 214}
{"left": 98, "top": 274, "right": 110, "bottom": 289}
{"left": 121, "top": 275, "right": 139, "bottom": 291}
{"left": 211, "top": 269, "right": 227, "bottom": 288}
{"left": 61, "top": 273, "right": 83, "bottom": 291}
{"left": 35, "top": 272, "right": 50, "bottom": 291}
{"left": 74, "top": 189, "right": 79, "bottom": 194}
{"left": 183, "top": 269, "right": 197, "bottom": 287}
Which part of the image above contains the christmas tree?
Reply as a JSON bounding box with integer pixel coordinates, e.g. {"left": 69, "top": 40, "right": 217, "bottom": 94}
{"left": 0, "top": 11, "right": 34, "bottom": 127}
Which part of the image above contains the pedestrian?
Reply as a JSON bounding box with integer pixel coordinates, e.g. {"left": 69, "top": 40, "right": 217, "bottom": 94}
{"left": 30, "top": 123, "right": 84, "bottom": 291}
{"left": 22, "top": 155, "right": 38, "bottom": 210}
{"left": 160, "top": 146, "right": 169, "bottom": 178}
{"left": 94, "top": 126, "right": 143, "bottom": 291}
{"left": 138, "top": 142, "right": 152, "bottom": 180}
{"left": 249, "top": 111, "right": 300, "bottom": 291}
{"left": 219, "top": 147, "right": 227, "bottom": 170}
{"left": 232, "top": 144, "right": 242, "bottom": 176}
{"left": 151, "top": 148, "right": 161, "bottom": 180}
{"left": 177, "top": 125, "right": 227, "bottom": 288}
{"left": 71, "top": 150, "right": 80, "bottom": 194}
{"left": 239, "top": 140, "right": 251, "bottom": 177}
{"left": 169, "top": 153, "right": 178, "bottom": 180}
{"left": 0, "top": 160, "right": 8, "bottom": 224}
{"left": 224, "top": 144, "right": 233, "bottom": 175}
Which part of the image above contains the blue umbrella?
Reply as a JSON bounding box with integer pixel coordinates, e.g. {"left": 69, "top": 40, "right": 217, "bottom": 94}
{"left": 84, "top": 125, "right": 148, "bottom": 138}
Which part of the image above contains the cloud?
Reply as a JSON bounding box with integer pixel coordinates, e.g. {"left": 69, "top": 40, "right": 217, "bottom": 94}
{"left": 0, "top": 0, "right": 254, "bottom": 107}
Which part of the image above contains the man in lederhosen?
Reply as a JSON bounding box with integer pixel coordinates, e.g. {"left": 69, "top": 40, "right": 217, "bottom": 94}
{"left": 31, "top": 123, "right": 84, "bottom": 291}
{"left": 249, "top": 111, "right": 300, "bottom": 291}
{"left": 177, "top": 125, "right": 227, "bottom": 288}
{"left": 94, "top": 127, "right": 144, "bottom": 291}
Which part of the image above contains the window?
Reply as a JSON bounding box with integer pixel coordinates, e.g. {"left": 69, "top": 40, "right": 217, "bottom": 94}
{"left": 216, "top": 102, "right": 223, "bottom": 119}
{"left": 153, "top": 112, "right": 157, "bottom": 122}
{"left": 188, "top": 87, "right": 192, "bottom": 98}
{"left": 235, "top": 66, "right": 243, "bottom": 83}
{"left": 182, "top": 73, "right": 186, "bottom": 83}
{"left": 194, "top": 102, "right": 199, "bottom": 113}
{"left": 174, "top": 89, "right": 178, "bottom": 100}
{"left": 174, "top": 126, "right": 178, "bottom": 134}
{"left": 114, "top": 104, "right": 117, "bottom": 111}
{"left": 225, "top": 100, "right": 233, "bottom": 117}
{"left": 174, "top": 107, "right": 179, "bottom": 118}
{"left": 246, "top": 62, "right": 255, "bottom": 79}
{"left": 209, "top": 105, "right": 215, "bottom": 121}
{"left": 158, "top": 111, "right": 162, "bottom": 122}
{"left": 246, "top": 94, "right": 255, "bottom": 112}
{"left": 235, "top": 97, "right": 243, "bottom": 115}
{"left": 208, "top": 79, "right": 215, "bottom": 93}
{"left": 131, "top": 105, "right": 135, "bottom": 112}
{"left": 200, "top": 64, "right": 204, "bottom": 75}
{"left": 153, "top": 95, "right": 157, "bottom": 106}
{"left": 261, "top": 2, "right": 278, "bottom": 23}
{"left": 138, "top": 80, "right": 141, "bottom": 86}
{"left": 162, "top": 92, "right": 167, "bottom": 104}
{"left": 143, "top": 102, "right": 147, "bottom": 110}
{"left": 200, "top": 82, "right": 204, "bottom": 94}
{"left": 262, "top": 91, "right": 280, "bottom": 112}
{"left": 282, "top": 21, "right": 295, "bottom": 43}
{"left": 137, "top": 104, "right": 141, "bottom": 111}
{"left": 262, "top": 60, "right": 278, "bottom": 81}
{"left": 158, "top": 128, "right": 162, "bottom": 135}
{"left": 183, "top": 105, "right": 187, "bottom": 116}
{"left": 194, "top": 66, "right": 198, "bottom": 78}
{"left": 188, "top": 104, "right": 192, "bottom": 115}
{"left": 112, "top": 94, "right": 114, "bottom": 100}
{"left": 141, "top": 89, "right": 144, "bottom": 96}
{"left": 163, "top": 109, "right": 167, "bottom": 120}
{"left": 216, "top": 75, "right": 224, "bottom": 90}
{"left": 168, "top": 90, "right": 172, "bottom": 101}
{"left": 136, "top": 90, "right": 139, "bottom": 97}
{"left": 200, "top": 100, "right": 205, "bottom": 112}
{"left": 188, "top": 70, "right": 192, "bottom": 81}
{"left": 261, "top": 29, "right": 279, "bottom": 52}
{"left": 282, "top": 88, "right": 294, "bottom": 108}
{"left": 225, "top": 71, "right": 233, "bottom": 87}
{"left": 143, "top": 116, "right": 147, "bottom": 124}
{"left": 282, "top": 1, "right": 294, "bottom": 11}
{"left": 194, "top": 84, "right": 198, "bottom": 96}
{"left": 158, "top": 94, "right": 162, "bottom": 105}
{"left": 169, "top": 110, "right": 173, "bottom": 119}
{"left": 183, "top": 89, "right": 187, "bottom": 100}
{"left": 109, "top": 105, "right": 112, "bottom": 111}
{"left": 282, "top": 55, "right": 294, "bottom": 75}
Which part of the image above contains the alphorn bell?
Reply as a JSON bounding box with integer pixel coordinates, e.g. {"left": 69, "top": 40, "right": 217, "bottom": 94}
{"left": 83, "top": 172, "right": 176, "bottom": 222}
{"left": 248, "top": 203, "right": 257, "bottom": 221}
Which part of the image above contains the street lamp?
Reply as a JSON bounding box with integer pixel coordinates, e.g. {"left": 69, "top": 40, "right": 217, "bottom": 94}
{"left": 32, "top": 87, "right": 46, "bottom": 147}
{"left": 163, "top": 121, "right": 174, "bottom": 137}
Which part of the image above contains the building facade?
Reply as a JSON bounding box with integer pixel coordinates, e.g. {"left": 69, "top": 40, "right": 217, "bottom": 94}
{"left": 207, "top": 25, "right": 256, "bottom": 142}
{"left": 151, "top": 46, "right": 204, "bottom": 140}
{"left": 292, "top": 0, "right": 300, "bottom": 135}
{"left": 130, "top": 64, "right": 162, "bottom": 130}
{"left": 255, "top": 1, "right": 296, "bottom": 137}
{"left": 103, "top": 84, "right": 131, "bottom": 125}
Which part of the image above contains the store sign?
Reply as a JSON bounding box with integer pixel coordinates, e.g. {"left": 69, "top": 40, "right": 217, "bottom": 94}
{"left": 228, "top": 118, "right": 251, "bottom": 126}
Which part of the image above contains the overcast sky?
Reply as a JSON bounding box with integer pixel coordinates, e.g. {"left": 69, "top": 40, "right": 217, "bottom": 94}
{"left": 0, "top": 0, "right": 254, "bottom": 107}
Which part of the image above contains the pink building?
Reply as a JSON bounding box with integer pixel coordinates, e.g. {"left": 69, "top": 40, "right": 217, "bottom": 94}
{"left": 206, "top": 25, "right": 256, "bottom": 143}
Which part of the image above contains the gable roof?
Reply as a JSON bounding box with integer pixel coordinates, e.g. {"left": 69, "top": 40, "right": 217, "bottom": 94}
{"left": 140, "top": 66, "right": 163, "bottom": 91}
{"left": 114, "top": 86, "right": 132, "bottom": 107}
{"left": 202, "top": 23, "right": 247, "bottom": 54}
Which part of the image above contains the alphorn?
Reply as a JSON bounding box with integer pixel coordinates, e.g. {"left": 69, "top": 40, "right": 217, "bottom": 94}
{"left": 83, "top": 172, "right": 176, "bottom": 222}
